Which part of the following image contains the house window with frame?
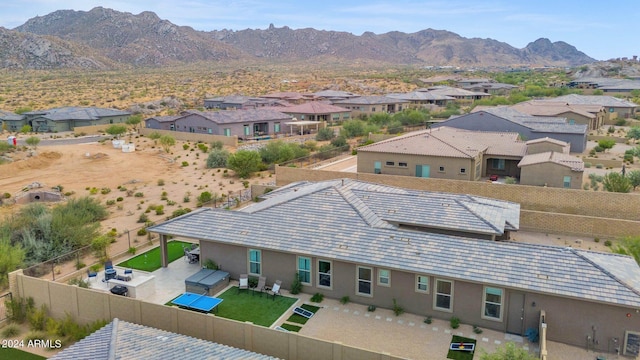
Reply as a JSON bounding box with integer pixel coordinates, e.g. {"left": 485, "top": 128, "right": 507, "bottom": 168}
{"left": 357, "top": 266, "right": 373, "bottom": 296}
{"left": 492, "top": 159, "right": 505, "bottom": 170}
{"left": 460, "top": 168, "right": 466, "bottom": 174}
{"left": 438, "top": 166, "right": 445, "bottom": 172}
{"left": 434, "top": 279, "right": 453, "bottom": 311}
{"left": 378, "top": 269, "right": 390, "bottom": 286}
{"left": 224, "top": 128, "right": 231, "bottom": 136}
{"left": 297, "top": 256, "right": 311, "bottom": 285}
{"left": 274, "top": 123, "right": 281, "bottom": 132}
{"left": 416, "top": 275, "right": 429, "bottom": 293}
{"left": 248, "top": 249, "right": 261, "bottom": 275}
{"left": 563, "top": 176, "right": 571, "bottom": 188}
{"left": 243, "top": 125, "right": 250, "bottom": 136}
{"left": 385, "top": 161, "right": 395, "bottom": 166}
{"left": 398, "top": 162, "right": 408, "bottom": 167}
{"left": 318, "top": 260, "right": 332, "bottom": 288}
{"left": 482, "top": 287, "right": 503, "bottom": 321}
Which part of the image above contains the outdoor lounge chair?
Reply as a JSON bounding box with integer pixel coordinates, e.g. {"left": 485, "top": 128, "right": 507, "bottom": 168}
{"left": 267, "top": 280, "right": 282, "bottom": 300}
{"left": 87, "top": 269, "right": 97, "bottom": 282}
{"left": 252, "top": 276, "right": 267, "bottom": 296}
{"left": 238, "top": 274, "right": 249, "bottom": 293}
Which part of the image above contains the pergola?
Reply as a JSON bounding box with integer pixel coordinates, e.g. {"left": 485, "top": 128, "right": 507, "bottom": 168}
{"left": 284, "top": 120, "right": 321, "bottom": 136}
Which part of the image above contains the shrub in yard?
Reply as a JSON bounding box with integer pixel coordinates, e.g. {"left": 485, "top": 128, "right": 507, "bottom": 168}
{"left": 116, "top": 197, "right": 124, "bottom": 202}
{"left": 604, "top": 240, "right": 612, "bottom": 247}
{"left": 340, "top": 296, "right": 350, "bottom": 305}
{"left": 424, "top": 316, "right": 432, "bottom": 324}
{"left": 183, "top": 143, "right": 190, "bottom": 150}
{"left": 450, "top": 316, "right": 460, "bottom": 329}
{"left": 134, "top": 192, "right": 144, "bottom": 197}
{"left": 181, "top": 161, "right": 189, "bottom": 167}
{"left": 106, "top": 199, "right": 116, "bottom": 206}
{"left": 1, "top": 323, "right": 20, "bottom": 337}
{"left": 28, "top": 304, "right": 48, "bottom": 331}
{"left": 584, "top": 162, "right": 591, "bottom": 168}
{"left": 392, "top": 298, "right": 404, "bottom": 316}
{"left": 137, "top": 228, "right": 147, "bottom": 236}
{"left": 367, "top": 305, "right": 376, "bottom": 312}
{"left": 155, "top": 205, "right": 164, "bottom": 215}
{"left": 137, "top": 213, "right": 148, "bottom": 223}
{"left": 290, "top": 273, "right": 302, "bottom": 295}
{"left": 473, "top": 325, "right": 483, "bottom": 334}
{"left": 157, "top": 179, "right": 165, "bottom": 186}
{"left": 310, "top": 293, "right": 324, "bottom": 303}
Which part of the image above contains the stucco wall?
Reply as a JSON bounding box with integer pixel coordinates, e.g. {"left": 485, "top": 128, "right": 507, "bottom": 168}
{"left": 357, "top": 151, "right": 477, "bottom": 180}
{"left": 139, "top": 127, "right": 238, "bottom": 147}
{"left": 519, "top": 163, "right": 582, "bottom": 189}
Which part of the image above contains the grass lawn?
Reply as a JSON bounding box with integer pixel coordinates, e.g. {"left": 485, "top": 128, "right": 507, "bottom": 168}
{"left": 213, "top": 287, "right": 297, "bottom": 327}
{"left": 0, "top": 348, "right": 46, "bottom": 360}
{"left": 117, "top": 241, "right": 191, "bottom": 272}
{"left": 285, "top": 313, "right": 309, "bottom": 325}
{"left": 280, "top": 323, "right": 302, "bottom": 332}
{"left": 447, "top": 335, "right": 477, "bottom": 360}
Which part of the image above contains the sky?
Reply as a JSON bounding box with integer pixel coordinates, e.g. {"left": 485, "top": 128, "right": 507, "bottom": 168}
{"left": 0, "top": 0, "right": 638, "bottom": 61}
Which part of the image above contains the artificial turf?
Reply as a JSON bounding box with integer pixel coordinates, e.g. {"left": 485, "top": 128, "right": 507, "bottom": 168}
{"left": 116, "top": 241, "right": 191, "bottom": 272}
{"left": 212, "top": 287, "right": 297, "bottom": 327}
{"left": 285, "top": 313, "right": 309, "bottom": 325}
{"left": 446, "top": 335, "right": 477, "bottom": 360}
{"left": 0, "top": 348, "right": 46, "bottom": 360}
{"left": 279, "top": 323, "right": 302, "bottom": 332}
{"left": 300, "top": 304, "right": 321, "bottom": 313}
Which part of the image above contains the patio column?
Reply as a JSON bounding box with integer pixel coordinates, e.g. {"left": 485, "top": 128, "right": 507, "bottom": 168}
{"left": 160, "top": 234, "right": 169, "bottom": 268}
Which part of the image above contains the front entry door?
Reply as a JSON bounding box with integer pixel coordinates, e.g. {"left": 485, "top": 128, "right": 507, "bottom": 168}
{"left": 506, "top": 292, "right": 525, "bottom": 335}
{"left": 416, "top": 165, "right": 430, "bottom": 178}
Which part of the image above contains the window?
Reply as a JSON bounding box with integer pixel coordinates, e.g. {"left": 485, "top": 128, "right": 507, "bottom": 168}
{"left": 274, "top": 123, "right": 280, "bottom": 132}
{"left": 482, "top": 287, "right": 503, "bottom": 321}
{"left": 492, "top": 159, "right": 505, "bottom": 170}
{"left": 374, "top": 161, "right": 381, "bottom": 174}
{"left": 208, "top": 128, "right": 212, "bottom": 134}
{"left": 609, "top": 107, "right": 614, "bottom": 113}
{"left": 344, "top": 113, "right": 350, "bottom": 119}
{"left": 438, "top": 166, "right": 445, "bottom": 172}
{"left": 398, "top": 162, "right": 408, "bottom": 167}
{"left": 434, "top": 279, "right": 453, "bottom": 312}
{"left": 224, "top": 128, "right": 231, "bottom": 136}
{"left": 460, "top": 168, "right": 466, "bottom": 174}
{"left": 372, "top": 107, "right": 376, "bottom": 112}
{"left": 378, "top": 269, "right": 390, "bottom": 286}
{"left": 568, "top": 119, "right": 575, "bottom": 125}
{"left": 243, "top": 125, "right": 250, "bottom": 136}
{"left": 357, "top": 266, "right": 373, "bottom": 296}
{"left": 385, "top": 161, "right": 395, "bottom": 166}
{"left": 297, "top": 256, "right": 311, "bottom": 285}
{"left": 300, "top": 115, "right": 305, "bottom": 120}
{"left": 318, "top": 260, "right": 332, "bottom": 288}
{"left": 563, "top": 175, "right": 571, "bottom": 188}
{"left": 248, "top": 249, "right": 261, "bottom": 275}
{"left": 416, "top": 275, "right": 429, "bottom": 293}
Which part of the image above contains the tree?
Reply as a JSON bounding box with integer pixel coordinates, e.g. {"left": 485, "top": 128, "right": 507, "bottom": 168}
{"left": 613, "top": 236, "right": 640, "bottom": 265}
{"left": 340, "top": 120, "right": 366, "bottom": 138}
{"left": 159, "top": 135, "right": 175, "bottom": 153}
{"left": 0, "top": 237, "right": 24, "bottom": 288}
{"left": 25, "top": 136, "right": 40, "bottom": 150}
{"left": 148, "top": 131, "right": 161, "bottom": 145}
{"left": 602, "top": 172, "right": 632, "bottom": 193}
{"left": 627, "top": 127, "right": 640, "bottom": 144}
{"left": 125, "top": 114, "right": 142, "bottom": 132}
{"left": 479, "top": 342, "right": 537, "bottom": 360}
{"left": 20, "top": 125, "right": 32, "bottom": 134}
{"left": 227, "top": 150, "right": 261, "bottom": 178}
{"left": 105, "top": 124, "right": 127, "bottom": 139}
{"left": 91, "top": 234, "right": 111, "bottom": 260}
{"left": 627, "top": 170, "right": 640, "bottom": 190}
{"left": 206, "top": 148, "right": 229, "bottom": 168}
{"left": 597, "top": 139, "right": 616, "bottom": 152}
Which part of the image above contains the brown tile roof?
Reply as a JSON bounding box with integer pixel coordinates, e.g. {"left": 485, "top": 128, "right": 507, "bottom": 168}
{"left": 525, "top": 137, "right": 569, "bottom": 147}
{"left": 357, "top": 126, "right": 525, "bottom": 158}
{"left": 517, "top": 151, "right": 584, "bottom": 171}
{"left": 279, "top": 101, "right": 350, "bottom": 114}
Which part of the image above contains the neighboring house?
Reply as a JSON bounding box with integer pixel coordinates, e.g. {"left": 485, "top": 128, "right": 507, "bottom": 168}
{"left": 203, "top": 95, "right": 279, "bottom": 110}
{"left": 0, "top": 109, "right": 25, "bottom": 131}
{"left": 567, "top": 77, "right": 640, "bottom": 94}
{"left": 313, "top": 90, "right": 360, "bottom": 102}
{"left": 456, "top": 78, "right": 495, "bottom": 87}
{"left": 143, "top": 115, "right": 182, "bottom": 131}
{"left": 518, "top": 151, "right": 584, "bottom": 189}
{"left": 22, "top": 107, "right": 131, "bottom": 132}
{"left": 462, "top": 83, "right": 519, "bottom": 96}
{"left": 417, "top": 86, "right": 491, "bottom": 102}
{"left": 148, "top": 179, "right": 640, "bottom": 349}
{"left": 276, "top": 101, "right": 351, "bottom": 123}
{"left": 332, "top": 96, "right": 408, "bottom": 117}
{"left": 510, "top": 100, "right": 606, "bottom": 130}
{"left": 356, "top": 126, "right": 526, "bottom": 181}
{"left": 434, "top": 107, "right": 588, "bottom": 152}
{"left": 259, "top": 91, "right": 319, "bottom": 104}
{"left": 551, "top": 94, "right": 638, "bottom": 119}
{"left": 49, "top": 318, "right": 277, "bottom": 360}
{"left": 144, "top": 109, "right": 292, "bottom": 139}
{"left": 386, "top": 91, "right": 455, "bottom": 107}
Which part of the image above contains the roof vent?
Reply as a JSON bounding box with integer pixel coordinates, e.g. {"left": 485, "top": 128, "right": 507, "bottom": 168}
{"left": 537, "top": 274, "right": 549, "bottom": 280}
{"left": 240, "top": 231, "right": 249, "bottom": 235}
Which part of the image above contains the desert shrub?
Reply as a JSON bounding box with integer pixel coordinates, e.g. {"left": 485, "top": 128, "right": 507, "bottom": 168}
{"left": 2, "top": 192, "right": 10, "bottom": 199}
{"left": 340, "top": 119, "right": 367, "bottom": 138}
{"left": 155, "top": 205, "right": 164, "bottom": 215}
{"left": 595, "top": 163, "right": 603, "bottom": 169}
{"left": 181, "top": 161, "right": 189, "bottom": 167}
{"left": 100, "top": 187, "right": 111, "bottom": 195}
{"left": 616, "top": 118, "right": 628, "bottom": 126}
{"left": 584, "top": 162, "right": 591, "bottom": 168}
{"left": 206, "top": 148, "right": 229, "bottom": 168}
{"left": 316, "top": 127, "right": 336, "bottom": 141}
{"left": 182, "top": 143, "right": 190, "bottom": 150}
{"left": 128, "top": 247, "right": 136, "bottom": 255}
{"left": 1, "top": 323, "right": 20, "bottom": 337}
{"left": 137, "top": 228, "right": 147, "bottom": 236}
{"left": 593, "top": 145, "right": 604, "bottom": 152}
{"left": 340, "top": 296, "right": 350, "bottom": 304}
{"left": 450, "top": 316, "right": 460, "bottom": 329}
{"left": 157, "top": 179, "right": 165, "bottom": 186}
{"left": 424, "top": 316, "right": 432, "bottom": 324}
{"left": 134, "top": 192, "right": 144, "bottom": 197}
{"left": 106, "top": 199, "right": 116, "bottom": 206}
{"left": 310, "top": 293, "right": 324, "bottom": 303}
{"left": 604, "top": 240, "right": 612, "bottom": 247}
{"left": 7, "top": 296, "right": 34, "bottom": 323}
{"left": 473, "top": 325, "right": 483, "bottom": 334}
{"left": 290, "top": 273, "right": 302, "bottom": 295}
{"left": 210, "top": 141, "right": 224, "bottom": 150}
{"left": 169, "top": 208, "right": 192, "bottom": 219}
{"left": 367, "top": 305, "right": 377, "bottom": 312}
{"left": 330, "top": 136, "right": 348, "bottom": 148}
{"left": 227, "top": 150, "right": 261, "bottom": 178}
{"left": 259, "top": 140, "right": 309, "bottom": 164}
{"left": 504, "top": 177, "right": 516, "bottom": 184}
{"left": 116, "top": 197, "right": 123, "bottom": 202}
{"left": 392, "top": 298, "right": 404, "bottom": 316}
{"left": 137, "top": 213, "right": 148, "bottom": 223}
{"left": 197, "top": 143, "right": 208, "bottom": 153}
{"left": 67, "top": 277, "right": 89, "bottom": 288}
{"left": 28, "top": 304, "right": 48, "bottom": 331}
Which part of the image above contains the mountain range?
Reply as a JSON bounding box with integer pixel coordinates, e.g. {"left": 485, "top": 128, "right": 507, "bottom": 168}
{"left": 1, "top": 6, "right": 595, "bottom": 70}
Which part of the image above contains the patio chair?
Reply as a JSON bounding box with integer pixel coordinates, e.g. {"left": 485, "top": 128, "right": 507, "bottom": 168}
{"left": 267, "top": 280, "right": 282, "bottom": 300}
{"left": 104, "top": 260, "right": 113, "bottom": 270}
{"left": 237, "top": 274, "right": 249, "bottom": 293}
{"left": 87, "top": 269, "right": 97, "bottom": 282}
{"left": 124, "top": 269, "right": 133, "bottom": 278}
{"left": 191, "top": 243, "right": 198, "bottom": 250}
{"left": 187, "top": 253, "right": 198, "bottom": 264}
{"left": 252, "top": 276, "right": 267, "bottom": 296}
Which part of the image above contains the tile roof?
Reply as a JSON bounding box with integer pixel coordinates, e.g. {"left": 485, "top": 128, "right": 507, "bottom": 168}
{"left": 525, "top": 137, "right": 570, "bottom": 147}
{"left": 333, "top": 95, "right": 409, "bottom": 105}
{"left": 278, "top": 101, "right": 349, "bottom": 114}
{"left": 148, "top": 179, "right": 640, "bottom": 308}
{"left": 552, "top": 94, "right": 638, "bottom": 108}
{"left": 517, "top": 151, "right": 584, "bottom": 171}
{"left": 476, "top": 107, "right": 588, "bottom": 134}
{"left": 313, "top": 90, "right": 359, "bottom": 98}
{"left": 356, "top": 126, "right": 526, "bottom": 158}
{"left": 511, "top": 101, "right": 600, "bottom": 118}
{"left": 49, "top": 318, "right": 279, "bottom": 360}
{"left": 420, "top": 86, "right": 490, "bottom": 97}
{"left": 148, "top": 115, "right": 182, "bottom": 123}
{"left": 386, "top": 91, "right": 455, "bottom": 101}
{"left": 0, "top": 109, "right": 24, "bottom": 120}
{"left": 24, "top": 107, "right": 130, "bottom": 121}
{"left": 181, "top": 109, "right": 291, "bottom": 124}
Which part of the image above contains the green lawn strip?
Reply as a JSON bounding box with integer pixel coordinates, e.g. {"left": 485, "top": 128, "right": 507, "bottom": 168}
{"left": 211, "top": 287, "right": 297, "bottom": 327}
{"left": 279, "top": 323, "right": 301, "bottom": 332}
{"left": 285, "top": 313, "right": 309, "bottom": 325}
{"left": 300, "top": 304, "right": 321, "bottom": 313}
{"left": 446, "top": 335, "right": 477, "bottom": 360}
{"left": 117, "top": 241, "right": 191, "bottom": 272}
{"left": 0, "top": 347, "right": 47, "bottom": 360}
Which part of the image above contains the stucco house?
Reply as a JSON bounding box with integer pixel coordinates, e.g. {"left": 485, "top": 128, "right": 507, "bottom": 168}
{"left": 276, "top": 101, "right": 351, "bottom": 123}
{"left": 13, "top": 107, "right": 131, "bottom": 132}
{"left": 356, "top": 126, "right": 526, "bottom": 181}
{"left": 434, "top": 107, "right": 588, "bottom": 152}
{"left": 385, "top": 91, "right": 455, "bottom": 108}
{"left": 147, "top": 179, "right": 640, "bottom": 351}
{"left": 145, "top": 109, "right": 293, "bottom": 139}
{"left": 313, "top": 90, "right": 360, "bottom": 102}
{"left": 510, "top": 100, "right": 606, "bottom": 130}
{"left": 461, "top": 82, "right": 519, "bottom": 96}
{"left": 0, "top": 109, "right": 25, "bottom": 131}
{"left": 417, "top": 86, "right": 491, "bottom": 103}
{"left": 203, "top": 95, "right": 278, "bottom": 110}
{"left": 332, "top": 96, "right": 408, "bottom": 117}
{"left": 518, "top": 151, "right": 584, "bottom": 189}
{"left": 551, "top": 94, "right": 638, "bottom": 120}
